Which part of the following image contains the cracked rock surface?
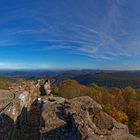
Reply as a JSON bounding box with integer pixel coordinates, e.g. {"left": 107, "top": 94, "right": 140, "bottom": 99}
{"left": 41, "top": 96, "right": 140, "bottom": 140}
{"left": 0, "top": 81, "right": 140, "bottom": 140}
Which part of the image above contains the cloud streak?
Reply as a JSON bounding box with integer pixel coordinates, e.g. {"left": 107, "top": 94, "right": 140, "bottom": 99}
{"left": 0, "top": 0, "right": 140, "bottom": 69}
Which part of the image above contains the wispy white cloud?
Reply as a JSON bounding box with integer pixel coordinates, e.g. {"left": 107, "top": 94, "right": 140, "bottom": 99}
{"left": 0, "top": 0, "right": 140, "bottom": 63}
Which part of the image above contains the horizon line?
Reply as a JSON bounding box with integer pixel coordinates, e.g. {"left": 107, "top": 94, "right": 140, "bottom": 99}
{"left": 1, "top": 68, "right": 140, "bottom": 72}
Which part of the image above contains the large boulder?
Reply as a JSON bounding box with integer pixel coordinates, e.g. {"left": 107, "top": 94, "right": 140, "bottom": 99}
{"left": 0, "top": 81, "right": 38, "bottom": 140}
{"left": 41, "top": 96, "right": 140, "bottom": 140}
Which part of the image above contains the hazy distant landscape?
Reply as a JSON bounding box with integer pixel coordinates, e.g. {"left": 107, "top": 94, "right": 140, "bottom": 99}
{"left": 2, "top": 70, "right": 140, "bottom": 88}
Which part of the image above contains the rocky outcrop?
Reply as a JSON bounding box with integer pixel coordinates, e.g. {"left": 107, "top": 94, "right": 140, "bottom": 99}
{"left": 36, "top": 79, "right": 52, "bottom": 96}
{"left": 0, "top": 81, "right": 38, "bottom": 140}
{"left": 43, "top": 80, "right": 51, "bottom": 95}
{"left": 3, "top": 82, "right": 37, "bottom": 121}
{"left": 41, "top": 96, "right": 140, "bottom": 140}
{"left": 0, "top": 80, "right": 140, "bottom": 140}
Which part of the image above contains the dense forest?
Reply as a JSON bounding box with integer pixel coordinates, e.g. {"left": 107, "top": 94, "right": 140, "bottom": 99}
{"left": 74, "top": 73, "right": 140, "bottom": 88}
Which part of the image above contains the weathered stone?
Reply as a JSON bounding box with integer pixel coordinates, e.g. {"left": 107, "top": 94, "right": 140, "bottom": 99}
{"left": 43, "top": 80, "right": 51, "bottom": 95}
{"left": 41, "top": 96, "right": 140, "bottom": 140}
{"left": 0, "top": 81, "right": 140, "bottom": 140}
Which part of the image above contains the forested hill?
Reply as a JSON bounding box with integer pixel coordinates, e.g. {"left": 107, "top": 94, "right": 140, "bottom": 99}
{"left": 2, "top": 70, "right": 140, "bottom": 88}
{"left": 73, "top": 73, "right": 140, "bottom": 88}
{"left": 53, "top": 71, "right": 140, "bottom": 88}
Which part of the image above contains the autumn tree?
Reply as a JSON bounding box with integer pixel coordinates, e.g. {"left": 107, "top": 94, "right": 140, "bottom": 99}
{"left": 104, "top": 105, "right": 128, "bottom": 124}
{"left": 58, "top": 80, "right": 92, "bottom": 99}
{"left": 122, "top": 86, "right": 136, "bottom": 103}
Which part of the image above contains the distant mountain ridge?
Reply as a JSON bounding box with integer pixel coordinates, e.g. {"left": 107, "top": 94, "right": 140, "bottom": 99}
{"left": 1, "top": 70, "right": 140, "bottom": 88}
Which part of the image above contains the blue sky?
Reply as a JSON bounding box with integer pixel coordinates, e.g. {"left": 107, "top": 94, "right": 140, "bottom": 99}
{"left": 0, "top": 0, "right": 140, "bottom": 70}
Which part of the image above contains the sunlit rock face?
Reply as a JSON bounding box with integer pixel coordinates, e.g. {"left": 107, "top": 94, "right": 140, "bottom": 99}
{"left": 0, "top": 80, "right": 39, "bottom": 140}
{"left": 3, "top": 81, "right": 38, "bottom": 121}
{"left": 0, "top": 80, "right": 39, "bottom": 116}
{"left": 41, "top": 96, "right": 140, "bottom": 140}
